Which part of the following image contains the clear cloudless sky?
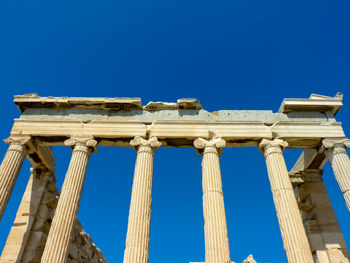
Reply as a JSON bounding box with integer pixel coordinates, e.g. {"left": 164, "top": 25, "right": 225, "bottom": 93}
{"left": 0, "top": 0, "right": 349, "bottom": 262}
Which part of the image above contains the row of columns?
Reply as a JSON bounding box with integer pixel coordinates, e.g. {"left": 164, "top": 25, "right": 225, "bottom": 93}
{"left": 0, "top": 135, "right": 349, "bottom": 263}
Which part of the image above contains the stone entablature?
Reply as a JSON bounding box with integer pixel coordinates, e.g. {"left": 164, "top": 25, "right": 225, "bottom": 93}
{"left": 0, "top": 93, "right": 349, "bottom": 263}
{"left": 11, "top": 93, "right": 344, "bottom": 150}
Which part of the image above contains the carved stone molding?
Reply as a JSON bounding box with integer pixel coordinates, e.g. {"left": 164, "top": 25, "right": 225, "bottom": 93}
{"left": 290, "top": 169, "right": 324, "bottom": 186}
{"left": 193, "top": 137, "right": 225, "bottom": 155}
{"left": 322, "top": 137, "right": 350, "bottom": 149}
{"left": 4, "top": 136, "right": 32, "bottom": 151}
{"left": 321, "top": 138, "right": 350, "bottom": 157}
{"left": 259, "top": 138, "right": 288, "bottom": 157}
{"left": 130, "top": 136, "right": 161, "bottom": 152}
{"left": 301, "top": 169, "right": 323, "bottom": 182}
{"left": 64, "top": 136, "right": 98, "bottom": 152}
{"left": 259, "top": 138, "right": 288, "bottom": 151}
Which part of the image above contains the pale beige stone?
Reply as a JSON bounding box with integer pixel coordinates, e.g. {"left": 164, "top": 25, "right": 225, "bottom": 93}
{"left": 1, "top": 244, "right": 23, "bottom": 261}
{"left": 16, "top": 174, "right": 107, "bottom": 263}
{"left": 194, "top": 137, "right": 231, "bottom": 263}
{"left": 259, "top": 138, "right": 314, "bottom": 263}
{"left": 326, "top": 244, "right": 349, "bottom": 263}
{"left": 0, "top": 169, "right": 50, "bottom": 263}
{"left": 279, "top": 92, "right": 343, "bottom": 115}
{"left": 177, "top": 98, "right": 202, "bottom": 110}
{"left": 123, "top": 136, "right": 161, "bottom": 263}
{"left": 0, "top": 136, "right": 30, "bottom": 220}
{"left": 41, "top": 137, "right": 97, "bottom": 263}
{"left": 242, "top": 255, "right": 256, "bottom": 263}
{"left": 11, "top": 119, "right": 345, "bottom": 147}
{"left": 11, "top": 120, "right": 147, "bottom": 141}
{"left": 2, "top": 93, "right": 349, "bottom": 263}
{"left": 291, "top": 148, "right": 321, "bottom": 171}
{"left": 14, "top": 94, "right": 142, "bottom": 112}
{"left": 1, "top": 167, "right": 106, "bottom": 263}
{"left": 270, "top": 122, "right": 344, "bottom": 140}
{"left": 322, "top": 138, "right": 350, "bottom": 212}
{"left": 10, "top": 93, "right": 347, "bottom": 148}
{"left": 0, "top": 169, "right": 47, "bottom": 262}
{"left": 293, "top": 169, "right": 350, "bottom": 262}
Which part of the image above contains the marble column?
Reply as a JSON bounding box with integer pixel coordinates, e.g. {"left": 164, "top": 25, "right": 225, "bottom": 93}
{"left": 322, "top": 138, "right": 350, "bottom": 212}
{"left": 123, "top": 136, "right": 161, "bottom": 263}
{"left": 0, "top": 136, "right": 30, "bottom": 221}
{"left": 259, "top": 139, "right": 313, "bottom": 263}
{"left": 41, "top": 137, "right": 97, "bottom": 263}
{"left": 194, "top": 137, "right": 231, "bottom": 263}
{"left": 292, "top": 169, "right": 350, "bottom": 262}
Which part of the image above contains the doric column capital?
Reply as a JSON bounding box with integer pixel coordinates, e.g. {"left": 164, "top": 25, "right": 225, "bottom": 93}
{"left": 194, "top": 137, "right": 226, "bottom": 155}
{"left": 64, "top": 136, "right": 97, "bottom": 152}
{"left": 259, "top": 138, "right": 288, "bottom": 156}
{"left": 130, "top": 136, "right": 161, "bottom": 152}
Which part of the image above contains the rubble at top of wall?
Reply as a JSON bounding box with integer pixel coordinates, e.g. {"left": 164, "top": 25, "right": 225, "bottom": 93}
{"left": 14, "top": 94, "right": 202, "bottom": 112}
{"left": 14, "top": 92, "right": 343, "bottom": 116}
{"left": 13, "top": 93, "right": 344, "bottom": 125}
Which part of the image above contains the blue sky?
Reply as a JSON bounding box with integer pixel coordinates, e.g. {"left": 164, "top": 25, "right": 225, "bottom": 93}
{"left": 0, "top": 0, "right": 349, "bottom": 262}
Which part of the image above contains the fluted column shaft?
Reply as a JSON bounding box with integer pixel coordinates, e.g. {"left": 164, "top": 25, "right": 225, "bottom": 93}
{"left": 0, "top": 136, "right": 30, "bottom": 221}
{"left": 322, "top": 138, "right": 350, "bottom": 212}
{"left": 194, "top": 137, "right": 231, "bottom": 263}
{"left": 259, "top": 139, "right": 313, "bottom": 263}
{"left": 41, "top": 137, "right": 97, "bottom": 263}
{"left": 123, "top": 136, "right": 161, "bottom": 263}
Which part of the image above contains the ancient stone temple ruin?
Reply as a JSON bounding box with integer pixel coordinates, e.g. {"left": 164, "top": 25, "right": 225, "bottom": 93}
{"left": 0, "top": 93, "right": 349, "bottom": 263}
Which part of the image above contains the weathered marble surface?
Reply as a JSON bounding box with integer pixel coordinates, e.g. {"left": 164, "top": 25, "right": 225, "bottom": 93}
{"left": 10, "top": 94, "right": 346, "bottom": 149}
{"left": 291, "top": 169, "right": 350, "bottom": 263}
{"left": 0, "top": 169, "right": 107, "bottom": 263}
